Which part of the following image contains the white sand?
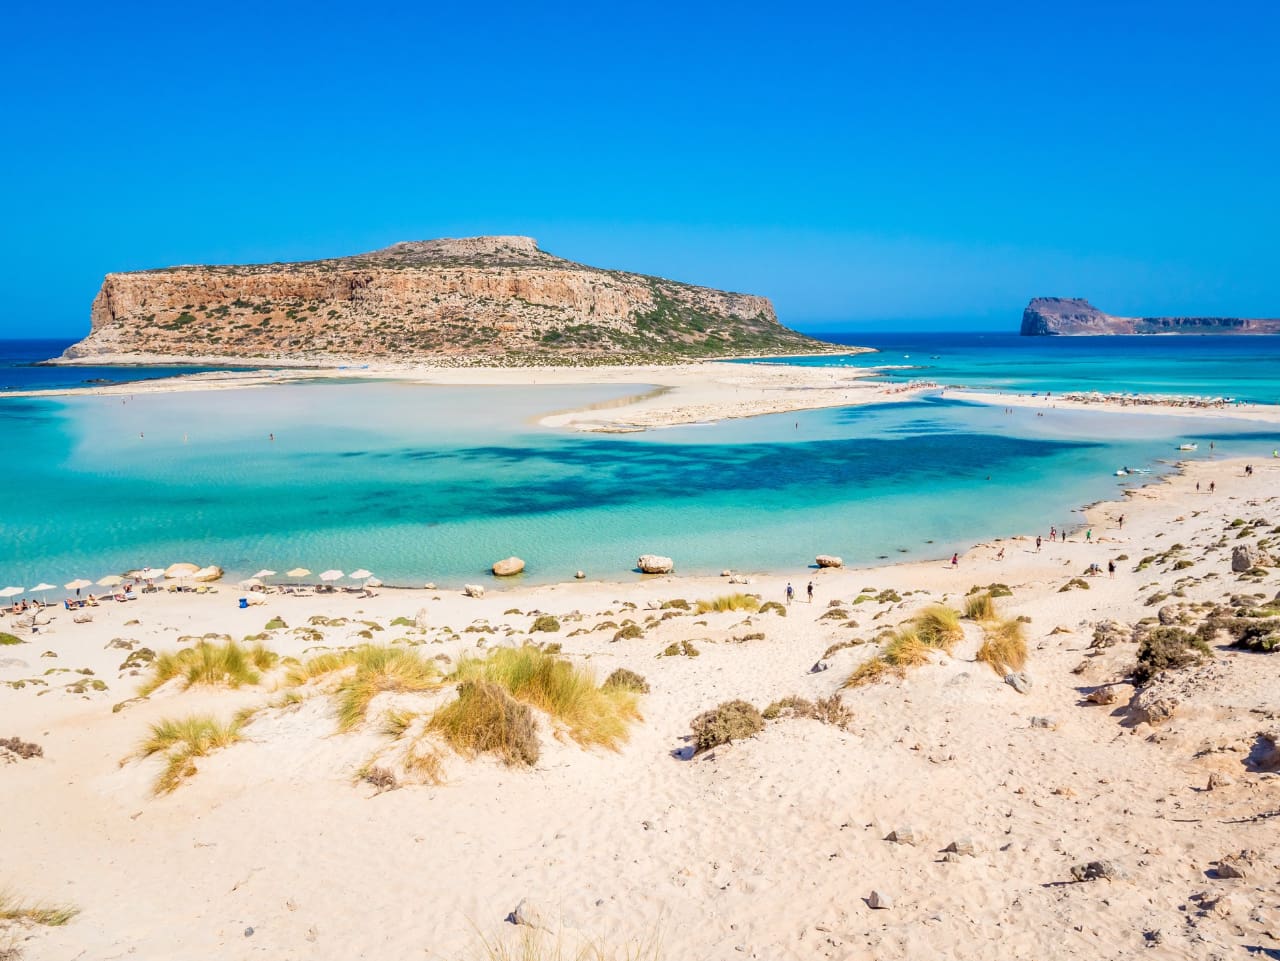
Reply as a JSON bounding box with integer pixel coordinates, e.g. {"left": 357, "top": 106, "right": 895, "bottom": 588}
{"left": 3, "top": 457, "right": 1278, "bottom": 960}
{"left": 8, "top": 359, "right": 940, "bottom": 433}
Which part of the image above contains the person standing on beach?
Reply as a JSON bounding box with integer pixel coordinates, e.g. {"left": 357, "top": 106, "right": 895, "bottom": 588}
{"left": 1050, "top": 526, "right": 1056, "bottom": 542}
{"left": 806, "top": 581, "right": 814, "bottom": 603}
{"left": 1036, "top": 535, "right": 1042, "bottom": 552}
{"left": 1086, "top": 529, "right": 1092, "bottom": 542}
{"left": 785, "top": 583, "right": 794, "bottom": 605}
{"left": 1210, "top": 481, "right": 1216, "bottom": 493}
{"left": 950, "top": 553, "right": 959, "bottom": 568}
{"left": 1118, "top": 515, "right": 1125, "bottom": 530}
{"left": 1108, "top": 559, "right": 1116, "bottom": 578}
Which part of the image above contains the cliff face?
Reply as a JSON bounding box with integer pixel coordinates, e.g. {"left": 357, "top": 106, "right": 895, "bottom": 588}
{"left": 64, "top": 236, "right": 828, "bottom": 364}
{"left": 1022, "top": 297, "right": 1280, "bottom": 336}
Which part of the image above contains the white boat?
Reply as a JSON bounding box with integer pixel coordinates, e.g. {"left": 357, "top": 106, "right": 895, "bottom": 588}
{"left": 1114, "top": 469, "right": 1129, "bottom": 476}
{"left": 1177, "top": 443, "right": 1198, "bottom": 451}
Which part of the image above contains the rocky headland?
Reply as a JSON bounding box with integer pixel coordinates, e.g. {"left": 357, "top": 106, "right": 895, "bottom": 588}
{"left": 1021, "top": 297, "right": 1280, "bottom": 336}
{"left": 58, "top": 236, "right": 833, "bottom": 365}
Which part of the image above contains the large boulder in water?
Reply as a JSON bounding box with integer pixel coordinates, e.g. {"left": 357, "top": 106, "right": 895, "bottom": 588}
{"left": 492, "top": 557, "right": 525, "bottom": 577}
{"left": 637, "top": 554, "right": 674, "bottom": 574}
{"left": 816, "top": 555, "right": 844, "bottom": 568}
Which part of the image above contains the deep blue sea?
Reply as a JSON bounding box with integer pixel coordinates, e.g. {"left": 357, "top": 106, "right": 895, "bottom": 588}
{"left": 0, "top": 339, "right": 253, "bottom": 392}
{"left": 2, "top": 333, "right": 1279, "bottom": 589}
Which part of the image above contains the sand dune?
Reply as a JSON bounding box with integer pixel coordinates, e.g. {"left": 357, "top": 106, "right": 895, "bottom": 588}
{"left": 2, "top": 458, "right": 1278, "bottom": 960}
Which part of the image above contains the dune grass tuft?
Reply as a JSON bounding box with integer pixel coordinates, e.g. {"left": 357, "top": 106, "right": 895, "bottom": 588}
{"left": 0, "top": 890, "right": 78, "bottom": 927}
{"left": 694, "top": 593, "right": 760, "bottom": 615}
{"left": 964, "top": 592, "right": 997, "bottom": 622}
{"left": 603, "top": 668, "right": 650, "bottom": 694}
{"left": 470, "top": 927, "right": 663, "bottom": 960}
{"left": 913, "top": 605, "right": 963, "bottom": 651}
{"left": 140, "top": 640, "right": 277, "bottom": 695}
{"left": 843, "top": 605, "right": 963, "bottom": 688}
{"left": 430, "top": 679, "right": 540, "bottom": 766}
{"left": 451, "top": 646, "right": 640, "bottom": 749}
{"left": 0, "top": 632, "right": 23, "bottom": 646}
{"left": 134, "top": 714, "right": 245, "bottom": 794}
{"left": 333, "top": 647, "right": 441, "bottom": 731}
{"left": 975, "top": 618, "right": 1028, "bottom": 675}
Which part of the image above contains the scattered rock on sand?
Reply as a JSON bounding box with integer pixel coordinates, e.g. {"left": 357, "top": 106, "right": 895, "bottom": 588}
{"left": 868, "top": 890, "right": 894, "bottom": 909}
{"left": 1091, "top": 620, "right": 1129, "bottom": 649}
{"left": 1132, "top": 689, "right": 1178, "bottom": 725}
{"left": 1004, "top": 671, "right": 1032, "bottom": 694}
{"left": 810, "top": 660, "right": 830, "bottom": 673}
{"left": 492, "top": 557, "right": 525, "bottom": 577}
{"left": 1206, "top": 772, "right": 1234, "bottom": 790}
{"left": 463, "top": 584, "right": 485, "bottom": 598}
{"left": 1071, "top": 859, "right": 1124, "bottom": 882}
{"left": 886, "top": 827, "right": 919, "bottom": 845}
{"left": 944, "top": 838, "right": 976, "bottom": 856}
{"left": 1030, "top": 716, "right": 1058, "bottom": 730}
{"left": 1215, "top": 851, "right": 1257, "bottom": 879}
{"left": 1086, "top": 686, "right": 1119, "bottom": 705}
{"left": 637, "top": 554, "right": 674, "bottom": 574}
{"left": 1256, "top": 730, "right": 1280, "bottom": 769}
{"left": 816, "top": 555, "right": 844, "bottom": 568}
{"left": 1231, "top": 545, "right": 1259, "bottom": 572}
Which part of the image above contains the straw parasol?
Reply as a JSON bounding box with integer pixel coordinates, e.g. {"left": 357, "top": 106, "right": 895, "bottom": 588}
{"left": 64, "top": 578, "right": 92, "bottom": 592}
{"left": 286, "top": 568, "right": 310, "bottom": 587}
{"left": 165, "top": 563, "right": 200, "bottom": 580}
{"left": 97, "top": 575, "right": 124, "bottom": 588}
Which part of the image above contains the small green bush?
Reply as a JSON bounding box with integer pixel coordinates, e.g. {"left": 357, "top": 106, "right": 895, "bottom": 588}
{"left": 603, "top": 668, "right": 650, "bottom": 693}
{"left": 264, "top": 617, "right": 287, "bottom": 631}
{"left": 660, "top": 598, "right": 690, "bottom": 610}
{"left": 690, "top": 700, "right": 763, "bottom": 752}
{"left": 0, "top": 632, "right": 22, "bottom": 646}
{"left": 612, "top": 624, "right": 643, "bottom": 642}
{"left": 1133, "top": 627, "right": 1213, "bottom": 685}
{"left": 530, "top": 615, "right": 561, "bottom": 633}
{"left": 758, "top": 601, "right": 786, "bottom": 617}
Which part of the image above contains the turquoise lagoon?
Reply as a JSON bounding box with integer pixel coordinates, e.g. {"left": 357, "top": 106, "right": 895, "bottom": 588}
{"left": 3, "top": 377, "right": 1279, "bottom": 588}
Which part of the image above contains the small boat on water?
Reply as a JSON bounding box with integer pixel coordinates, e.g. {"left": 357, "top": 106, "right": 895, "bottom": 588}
{"left": 1178, "top": 443, "right": 1198, "bottom": 451}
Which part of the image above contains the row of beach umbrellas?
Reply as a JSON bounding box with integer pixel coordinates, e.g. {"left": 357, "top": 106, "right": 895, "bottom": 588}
{"left": 3, "top": 565, "right": 382, "bottom": 602}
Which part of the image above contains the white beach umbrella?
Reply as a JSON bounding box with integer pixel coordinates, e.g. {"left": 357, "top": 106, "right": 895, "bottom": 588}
{"left": 319, "top": 569, "right": 344, "bottom": 583}
{"left": 31, "top": 582, "right": 57, "bottom": 594}
{"left": 97, "top": 575, "right": 124, "bottom": 587}
{"left": 349, "top": 569, "right": 373, "bottom": 581}
{"left": 252, "top": 569, "right": 277, "bottom": 580}
{"left": 0, "top": 586, "right": 24, "bottom": 599}
{"left": 64, "top": 579, "right": 92, "bottom": 591}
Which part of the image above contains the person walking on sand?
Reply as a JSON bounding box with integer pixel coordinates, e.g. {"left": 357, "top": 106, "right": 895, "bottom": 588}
{"left": 806, "top": 581, "right": 814, "bottom": 603}
{"left": 951, "top": 553, "right": 959, "bottom": 568}
{"left": 1036, "top": 535, "right": 1042, "bottom": 552}
{"left": 1210, "top": 481, "right": 1216, "bottom": 493}
{"left": 1086, "top": 528, "right": 1092, "bottom": 543}
{"left": 785, "top": 582, "right": 794, "bottom": 605}
{"left": 1118, "top": 514, "right": 1125, "bottom": 530}
{"left": 1108, "top": 559, "right": 1116, "bottom": 578}
{"left": 997, "top": 547, "right": 1005, "bottom": 561}
{"left": 1050, "top": 526, "right": 1056, "bottom": 542}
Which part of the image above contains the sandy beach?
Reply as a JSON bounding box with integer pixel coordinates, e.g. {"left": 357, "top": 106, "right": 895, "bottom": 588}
{"left": 3, "top": 454, "right": 1277, "bottom": 960}
{"left": 7, "top": 359, "right": 946, "bottom": 433}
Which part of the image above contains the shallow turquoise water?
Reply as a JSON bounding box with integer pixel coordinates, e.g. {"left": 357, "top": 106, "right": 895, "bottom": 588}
{"left": 3, "top": 379, "right": 1279, "bottom": 589}
{"left": 742, "top": 332, "right": 1280, "bottom": 404}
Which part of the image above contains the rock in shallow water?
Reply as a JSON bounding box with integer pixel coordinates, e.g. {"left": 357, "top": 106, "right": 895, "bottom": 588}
{"left": 637, "top": 554, "right": 674, "bottom": 574}
{"left": 492, "top": 556, "right": 525, "bottom": 577}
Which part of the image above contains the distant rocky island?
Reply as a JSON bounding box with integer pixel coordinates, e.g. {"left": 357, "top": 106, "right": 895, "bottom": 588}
{"left": 1021, "top": 297, "right": 1280, "bottom": 336}
{"left": 58, "top": 236, "right": 834, "bottom": 365}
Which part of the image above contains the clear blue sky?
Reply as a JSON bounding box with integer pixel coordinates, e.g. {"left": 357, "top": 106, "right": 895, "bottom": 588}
{"left": 2, "top": 1, "right": 1277, "bottom": 337}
